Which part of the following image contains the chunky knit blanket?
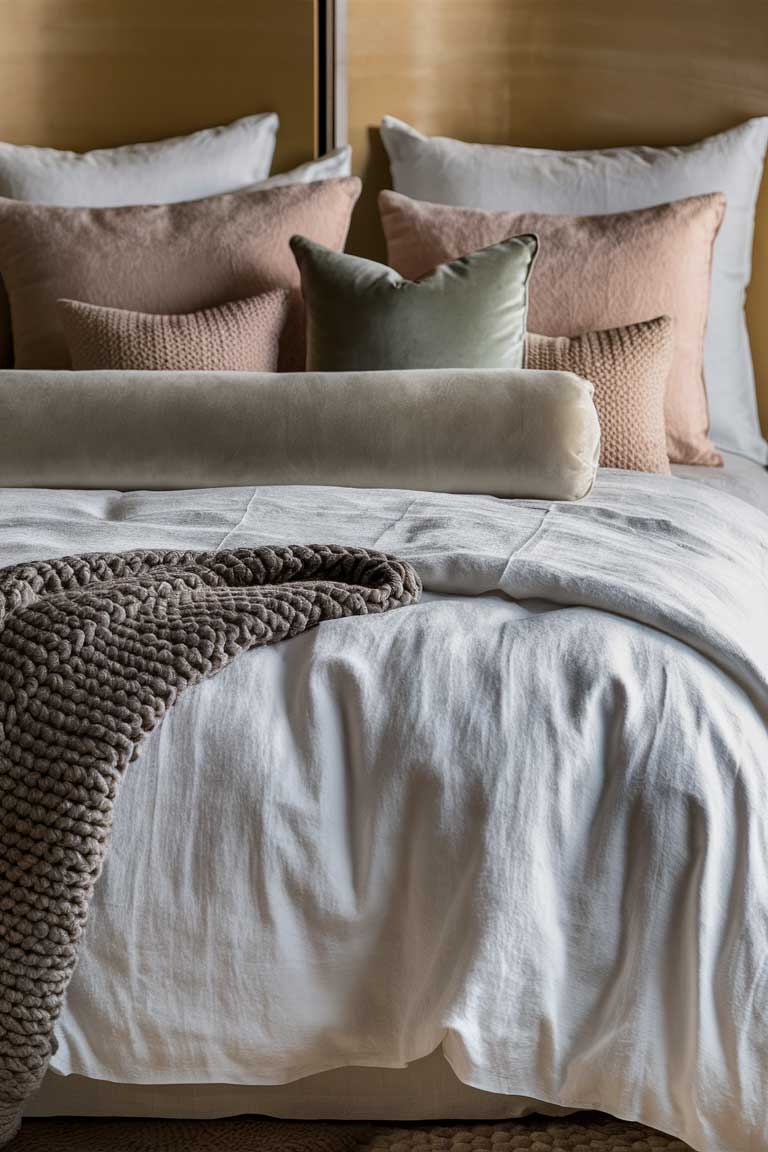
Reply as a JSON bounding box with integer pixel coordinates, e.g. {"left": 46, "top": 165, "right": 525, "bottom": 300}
{"left": 0, "top": 545, "right": 420, "bottom": 1145}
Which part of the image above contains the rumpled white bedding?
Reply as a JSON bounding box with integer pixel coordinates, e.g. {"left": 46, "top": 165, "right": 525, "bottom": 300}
{"left": 4, "top": 471, "right": 768, "bottom": 1152}
{"left": 672, "top": 449, "right": 768, "bottom": 515}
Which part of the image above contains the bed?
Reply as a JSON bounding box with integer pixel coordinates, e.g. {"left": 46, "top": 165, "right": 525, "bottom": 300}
{"left": 3, "top": 454, "right": 764, "bottom": 1152}
{"left": 0, "top": 3, "right": 767, "bottom": 1152}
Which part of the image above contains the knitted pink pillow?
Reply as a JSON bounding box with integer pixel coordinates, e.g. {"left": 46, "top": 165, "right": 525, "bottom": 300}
{"left": 58, "top": 292, "right": 290, "bottom": 373}
{"left": 379, "top": 189, "right": 725, "bottom": 466}
{"left": 526, "top": 316, "right": 674, "bottom": 474}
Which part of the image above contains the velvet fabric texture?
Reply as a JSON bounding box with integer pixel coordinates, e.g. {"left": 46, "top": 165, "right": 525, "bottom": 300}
{"left": 526, "top": 317, "right": 674, "bottom": 474}
{"left": 291, "top": 233, "right": 538, "bottom": 372}
{"left": 58, "top": 292, "right": 290, "bottom": 373}
{"left": 380, "top": 190, "right": 725, "bottom": 465}
{"left": 0, "top": 178, "right": 361, "bottom": 371}
{"left": 0, "top": 368, "right": 600, "bottom": 500}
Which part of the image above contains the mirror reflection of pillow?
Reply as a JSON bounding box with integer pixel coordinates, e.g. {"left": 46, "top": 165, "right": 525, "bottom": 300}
{"left": 526, "top": 316, "right": 674, "bottom": 474}
{"left": 58, "top": 291, "right": 290, "bottom": 373}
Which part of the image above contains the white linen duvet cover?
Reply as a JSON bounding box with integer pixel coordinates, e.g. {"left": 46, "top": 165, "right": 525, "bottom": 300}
{"left": 4, "top": 473, "right": 768, "bottom": 1152}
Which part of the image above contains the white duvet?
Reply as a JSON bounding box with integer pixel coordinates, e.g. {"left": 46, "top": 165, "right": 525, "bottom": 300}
{"left": 3, "top": 473, "right": 767, "bottom": 1152}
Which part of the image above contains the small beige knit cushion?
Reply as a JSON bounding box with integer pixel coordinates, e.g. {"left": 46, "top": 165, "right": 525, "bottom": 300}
{"left": 58, "top": 291, "right": 290, "bottom": 373}
{"left": 526, "top": 316, "right": 674, "bottom": 474}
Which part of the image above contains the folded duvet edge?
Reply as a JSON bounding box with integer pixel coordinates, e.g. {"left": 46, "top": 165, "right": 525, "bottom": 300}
{"left": 0, "top": 368, "right": 600, "bottom": 500}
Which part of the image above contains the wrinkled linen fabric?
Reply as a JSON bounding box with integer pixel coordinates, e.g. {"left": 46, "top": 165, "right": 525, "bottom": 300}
{"left": 672, "top": 450, "right": 768, "bottom": 516}
{"left": 2, "top": 474, "right": 767, "bottom": 1152}
{"left": 0, "top": 545, "right": 420, "bottom": 1146}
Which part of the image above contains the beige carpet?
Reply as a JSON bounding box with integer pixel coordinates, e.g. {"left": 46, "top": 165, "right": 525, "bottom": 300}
{"left": 7, "top": 1114, "right": 692, "bottom": 1151}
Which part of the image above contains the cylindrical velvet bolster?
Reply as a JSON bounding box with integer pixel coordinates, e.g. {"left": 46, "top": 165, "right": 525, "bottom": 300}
{"left": 0, "top": 369, "right": 600, "bottom": 499}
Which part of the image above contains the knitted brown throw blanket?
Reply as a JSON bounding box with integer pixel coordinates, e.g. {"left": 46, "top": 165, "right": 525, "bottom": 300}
{"left": 0, "top": 544, "right": 420, "bottom": 1146}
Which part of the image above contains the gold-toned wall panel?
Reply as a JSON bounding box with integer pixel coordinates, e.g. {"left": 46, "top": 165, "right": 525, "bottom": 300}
{"left": 0, "top": 0, "right": 319, "bottom": 171}
{"left": 348, "top": 0, "right": 768, "bottom": 436}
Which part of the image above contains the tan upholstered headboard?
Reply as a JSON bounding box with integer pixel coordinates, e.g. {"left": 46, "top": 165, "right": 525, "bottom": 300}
{"left": 346, "top": 0, "right": 768, "bottom": 436}
{"left": 0, "top": 0, "right": 321, "bottom": 171}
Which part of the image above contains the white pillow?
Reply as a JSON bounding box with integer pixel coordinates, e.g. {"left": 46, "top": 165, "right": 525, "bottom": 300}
{"left": 261, "top": 146, "right": 352, "bottom": 188}
{"left": 0, "top": 114, "right": 279, "bottom": 206}
{"left": 380, "top": 116, "right": 768, "bottom": 465}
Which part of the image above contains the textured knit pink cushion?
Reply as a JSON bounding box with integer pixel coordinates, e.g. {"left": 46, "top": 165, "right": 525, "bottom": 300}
{"left": 380, "top": 190, "right": 725, "bottom": 466}
{"left": 58, "top": 292, "right": 290, "bottom": 373}
{"left": 526, "top": 317, "right": 674, "bottom": 474}
{"left": 0, "top": 177, "right": 360, "bottom": 371}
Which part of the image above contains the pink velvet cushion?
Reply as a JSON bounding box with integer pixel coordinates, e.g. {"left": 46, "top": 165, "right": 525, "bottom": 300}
{"left": 58, "top": 291, "right": 290, "bottom": 373}
{"left": 526, "top": 317, "right": 674, "bottom": 474}
{"left": 0, "top": 177, "right": 360, "bottom": 371}
{"left": 380, "top": 189, "right": 725, "bottom": 466}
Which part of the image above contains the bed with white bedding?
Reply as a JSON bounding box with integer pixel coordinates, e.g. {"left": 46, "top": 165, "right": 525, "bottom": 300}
{"left": 0, "top": 3, "right": 765, "bottom": 1149}
{"left": 9, "top": 460, "right": 767, "bottom": 1152}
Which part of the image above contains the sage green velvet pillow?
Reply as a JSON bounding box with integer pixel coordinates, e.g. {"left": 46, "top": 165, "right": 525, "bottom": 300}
{"left": 290, "top": 232, "right": 538, "bottom": 372}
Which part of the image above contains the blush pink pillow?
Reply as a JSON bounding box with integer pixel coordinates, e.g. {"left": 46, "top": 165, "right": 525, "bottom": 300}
{"left": 0, "top": 177, "right": 360, "bottom": 371}
{"left": 380, "top": 189, "right": 725, "bottom": 465}
{"left": 58, "top": 292, "right": 290, "bottom": 373}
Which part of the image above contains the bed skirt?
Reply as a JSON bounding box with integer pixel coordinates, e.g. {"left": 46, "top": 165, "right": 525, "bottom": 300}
{"left": 27, "top": 1050, "right": 572, "bottom": 1123}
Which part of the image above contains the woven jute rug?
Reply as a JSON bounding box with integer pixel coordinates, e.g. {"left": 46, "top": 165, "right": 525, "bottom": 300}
{"left": 7, "top": 1113, "right": 692, "bottom": 1151}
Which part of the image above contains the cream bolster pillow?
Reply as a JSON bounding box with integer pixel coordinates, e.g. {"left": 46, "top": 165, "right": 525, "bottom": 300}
{"left": 0, "top": 369, "right": 600, "bottom": 499}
